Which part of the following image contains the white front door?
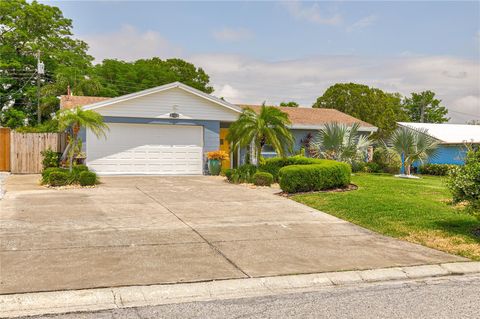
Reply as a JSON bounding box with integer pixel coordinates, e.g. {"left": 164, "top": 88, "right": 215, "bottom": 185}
{"left": 86, "top": 123, "right": 203, "bottom": 175}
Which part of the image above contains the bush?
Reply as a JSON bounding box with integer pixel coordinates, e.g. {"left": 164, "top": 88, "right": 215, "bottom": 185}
{"left": 252, "top": 172, "right": 274, "bottom": 186}
{"left": 79, "top": 171, "right": 97, "bottom": 186}
{"left": 419, "top": 164, "right": 457, "bottom": 176}
{"left": 41, "top": 148, "right": 60, "bottom": 170}
{"left": 259, "top": 156, "right": 325, "bottom": 181}
{"left": 41, "top": 167, "right": 68, "bottom": 184}
{"left": 278, "top": 160, "right": 351, "bottom": 193}
{"left": 372, "top": 148, "right": 401, "bottom": 174}
{"left": 48, "top": 171, "right": 70, "bottom": 187}
{"left": 364, "top": 162, "right": 382, "bottom": 173}
{"left": 351, "top": 161, "right": 366, "bottom": 173}
{"left": 224, "top": 168, "right": 234, "bottom": 181}
{"left": 446, "top": 148, "right": 480, "bottom": 216}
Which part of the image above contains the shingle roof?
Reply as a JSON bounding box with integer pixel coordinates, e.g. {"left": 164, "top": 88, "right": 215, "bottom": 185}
{"left": 239, "top": 104, "right": 375, "bottom": 128}
{"left": 398, "top": 122, "right": 480, "bottom": 144}
{"left": 59, "top": 95, "right": 111, "bottom": 110}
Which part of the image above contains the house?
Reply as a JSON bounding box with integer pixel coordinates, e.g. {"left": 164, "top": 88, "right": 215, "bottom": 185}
{"left": 397, "top": 122, "right": 480, "bottom": 165}
{"left": 60, "top": 82, "right": 376, "bottom": 175}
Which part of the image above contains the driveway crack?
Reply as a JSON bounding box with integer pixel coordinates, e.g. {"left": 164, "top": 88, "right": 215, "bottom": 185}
{"left": 135, "top": 185, "right": 251, "bottom": 278}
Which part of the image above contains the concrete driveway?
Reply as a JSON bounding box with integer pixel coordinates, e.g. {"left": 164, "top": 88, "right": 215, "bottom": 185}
{"left": 0, "top": 175, "right": 464, "bottom": 294}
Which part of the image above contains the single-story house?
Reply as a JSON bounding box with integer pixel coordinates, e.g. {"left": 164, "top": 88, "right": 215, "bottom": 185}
{"left": 60, "top": 82, "right": 376, "bottom": 175}
{"left": 397, "top": 122, "right": 480, "bottom": 165}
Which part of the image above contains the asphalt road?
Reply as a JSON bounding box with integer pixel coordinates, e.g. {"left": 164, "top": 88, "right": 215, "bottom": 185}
{"left": 22, "top": 274, "right": 480, "bottom": 319}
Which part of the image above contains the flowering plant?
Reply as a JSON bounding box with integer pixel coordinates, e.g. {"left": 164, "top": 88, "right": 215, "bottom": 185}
{"left": 207, "top": 150, "right": 229, "bottom": 161}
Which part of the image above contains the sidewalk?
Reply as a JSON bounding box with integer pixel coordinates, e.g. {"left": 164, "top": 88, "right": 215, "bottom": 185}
{"left": 1, "top": 261, "right": 479, "bottom": 318}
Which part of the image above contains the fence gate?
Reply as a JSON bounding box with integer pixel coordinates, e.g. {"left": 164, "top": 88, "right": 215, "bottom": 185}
{"left": 10, "top": 132, "right": 67, "bottom": 174}
{"left": 0, "top": 128, "right": 11, "bottom": 171}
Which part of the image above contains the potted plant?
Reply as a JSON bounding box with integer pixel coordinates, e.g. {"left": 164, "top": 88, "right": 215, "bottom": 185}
{"left": 207, "top": 150, "right": 229, "bottom": 175}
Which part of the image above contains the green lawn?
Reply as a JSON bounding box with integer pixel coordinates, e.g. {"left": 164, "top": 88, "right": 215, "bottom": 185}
{"left": 292, "top": 173, "right": 480, "bottom": 260}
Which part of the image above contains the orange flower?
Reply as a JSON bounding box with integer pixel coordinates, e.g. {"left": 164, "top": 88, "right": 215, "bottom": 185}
{"left": 207, "top": 150, "right": 229, "bottom": 160}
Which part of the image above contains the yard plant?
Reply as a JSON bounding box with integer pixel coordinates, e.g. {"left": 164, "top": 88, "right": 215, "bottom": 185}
{"left": 41, "top": 165, "right": 98, "bottom": 187}
{"left": 252, "top": 172, "right": 274, "bottom": 186}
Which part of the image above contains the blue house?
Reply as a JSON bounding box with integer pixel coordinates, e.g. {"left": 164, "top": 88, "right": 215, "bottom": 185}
{"left": 397, "top": 122, "right": 480, "bottom": 165}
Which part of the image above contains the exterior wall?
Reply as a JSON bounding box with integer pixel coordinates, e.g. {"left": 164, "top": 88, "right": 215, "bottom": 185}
{"left": 95, "top": 87, "right": 239, "bottom": 122}
{"left": 413, "top": 144, "right": 467, "bottom": 166}
{"left": 84, "top": 116, "right": 220, "bottom": 173}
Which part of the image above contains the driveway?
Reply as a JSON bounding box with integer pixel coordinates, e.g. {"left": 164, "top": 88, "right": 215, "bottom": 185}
{"left": 0, "top": 175, "right": 464, "bottom": 294}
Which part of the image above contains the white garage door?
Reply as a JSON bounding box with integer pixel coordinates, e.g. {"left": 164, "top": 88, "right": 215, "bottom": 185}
{"left": 86, "top": 123, "right": 203, "bottom": 175}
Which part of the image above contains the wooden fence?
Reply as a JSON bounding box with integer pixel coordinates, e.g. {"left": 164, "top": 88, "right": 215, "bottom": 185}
{"left": 10, "top": 132, "right": 67, "bottom": 174}
{"left": 0, "top": 128, "right": 11, "bottom": 171}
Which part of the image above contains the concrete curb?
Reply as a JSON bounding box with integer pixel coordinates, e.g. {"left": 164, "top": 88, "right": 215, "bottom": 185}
{"left": 1, "top": 261, "right": 479, "bottom": 318}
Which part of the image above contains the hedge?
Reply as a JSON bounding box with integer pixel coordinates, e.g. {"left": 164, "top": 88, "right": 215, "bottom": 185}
{"left": 419, "top": 163, "right": 458, "bottom": 176}
{"left": 79, "top": 171, "right": 97, "bottom": 186}
{"left": 278, "top": 160, "right": 351, "bottom": 193}
{"left": 252, "top": 172, "right": 274, "bottom": 186}
{"left": 48, "top": 171, "right": 70, "bottom": 187}
{"left": 41, "top": 165, "right": 98, "bottom": 187}
{"left": 259, "top": 156, "right": 326, "bottom": 182}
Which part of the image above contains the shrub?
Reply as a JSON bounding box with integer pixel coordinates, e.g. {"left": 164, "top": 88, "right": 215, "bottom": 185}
{"left": 252, "top": 172, "right": 274, "bottom": 186}
{"left": 372, "top": 148, "right": 401, "bottom": 174}
{"left": 364, "top": 162, "right": 382, "bottom": 173}
{"left": 224, "top": 168, "right": 234, "bottom": 181}
{"left": 41, "top": 167, "right": 68, "bottom": 184}
{"left": 41, "top": 148, "right": 60, "bottom": 170}
{"left": 259, "top": 156, "right": 325, "bottom": 181}
{"left": 351, "top": 161, "right": 366, "bottom": 173}
{"left": 279, "top": 160, "right": 351, "bottom": 193}
{"left": 79, "top": 171, "right": 97, "bottom": 186}
{"left": 446, "top": 148, "right": 480, "bottom": 216}
{"left": 48, "top": 171, "right": 70, "bottom": 187}
{"left": 419, "top": 163, "right": 457, "bottom": 176}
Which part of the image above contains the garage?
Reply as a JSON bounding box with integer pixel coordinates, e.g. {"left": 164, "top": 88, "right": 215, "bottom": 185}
{"left": 87, "top": 123, "right": 204, "bottom": 175}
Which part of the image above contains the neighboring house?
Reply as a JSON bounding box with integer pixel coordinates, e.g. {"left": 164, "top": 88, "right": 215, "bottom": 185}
{"left": 397, "top": 122, "right": 480, "bottom": 166}
{"left": 60, "top": 82, "right": 376, "bottom": 175}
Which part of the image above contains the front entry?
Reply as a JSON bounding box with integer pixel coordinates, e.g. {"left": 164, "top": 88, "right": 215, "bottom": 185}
{"left": 219, "top": 128, "right": 231, "bottom": 169}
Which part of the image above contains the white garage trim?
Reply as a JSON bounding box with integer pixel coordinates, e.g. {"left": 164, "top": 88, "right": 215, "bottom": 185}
{"left": 87, "top": 123, "right": 204, "bottom": 175}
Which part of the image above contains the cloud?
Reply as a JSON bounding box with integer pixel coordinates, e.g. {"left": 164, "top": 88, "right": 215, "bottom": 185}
{"left": 81, "top": 25, "right": 182, "bottom": 63}
{"left": 282, "top": 1, "right": 342, "bottom": 26}
{"left": 189, "top": 54, "right": 480, "bottom": 123}
{"left": 348, "top": 15, "right": 377, "bottom": 31}
{"left": 212, "top": 28, "right": 253, "bottom": 42}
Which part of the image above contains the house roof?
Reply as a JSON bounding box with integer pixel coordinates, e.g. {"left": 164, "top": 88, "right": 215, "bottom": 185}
{"left": 397, "top": 122, "right": 480, "bottom": 144}
{"left": 60, "top": 95, "right": 111, "bottom": 110}
{"left": 239, "top": 105, "right": 376, "bottom": 131}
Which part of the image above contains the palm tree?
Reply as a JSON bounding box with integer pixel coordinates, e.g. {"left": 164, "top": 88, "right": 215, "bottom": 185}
{"left": 387, "top": 126, "right": 438, "bottom": 175}
{"left": 227, "top": 104, "right": 294, "bottom": 165}
{"left": 57, "top": 107, "right": 108, "bottom": 171}
{"left": 311, "top": 122, "right": 371, "bottom": 163}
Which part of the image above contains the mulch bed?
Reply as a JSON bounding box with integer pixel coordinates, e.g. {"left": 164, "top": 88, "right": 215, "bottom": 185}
{"left": 277, "top": 183, "right": 358, "bottom": 197}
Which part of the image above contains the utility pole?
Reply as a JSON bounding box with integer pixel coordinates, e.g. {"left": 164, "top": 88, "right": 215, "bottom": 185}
{"left": 36, "top": 51, "right": 44, "bottom": 124}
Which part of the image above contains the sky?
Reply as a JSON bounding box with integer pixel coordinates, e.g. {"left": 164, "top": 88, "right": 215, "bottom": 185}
{"left": 44, "top": 0, "right": 480, "bottom": 123}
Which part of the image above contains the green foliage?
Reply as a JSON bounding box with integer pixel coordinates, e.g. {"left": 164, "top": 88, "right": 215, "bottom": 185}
{"left": 225, "top": 164, "right": 258, "bottom": 183}
{"left": 0, "top": 108, "right": 26, "bottom": 128}
{"left": 258, "top": 156, "right": 326, "bottom": 181}
{"left": 364, "top": 162, "right": 382, "bottom": 173}
{"left": 402, "top": 91, "right": 449, "bottom": 123}
{"left": 252, "top": 172, "right": 274, "bottom": 186}
{"left": 41, "top": 167, "right": 67, "bottom": 184}
{"left": 278, "top": 161, "right": 351, "bottom": 193}
{"left": 446, "top": 148, "right": 480, "bottom": 216}
{"left": 79, "top": 171, "right": 97, "bottom": 186}
{"left": 419, "top": 164, "right": 458, "bottom": 176}
{"left": 279, "top": 101, "right": 299, "bottom": 107}
{"left": 312, "top": 83, "right": 407, "bottom": 138}
{"left": 71, "top": 164, "right": 89, "bottom": 180}
{"left": 350, "top": 161, "right": 366, "bottom": 173}
{"left": 15, "top": 119, "right": 59, "bottom": 133}
{"left": 40, "top": 148, "right": 59, "bottom": 169}
{"left": 387, "top": 126, "right": 439, "bottom": 175}
{"left": 227, "top": 104, "right": 294, "bottom": 165}
{"left": 224, "top": 168, "right": 234, "bottom": 181}
{"left": 48, "top": 171, "right": 70, "bottom": 187}
{"left": 311, "top": 122, "right": 371, "bottom": 164}
{"left": 372, "top": 148, "right": 401, "bottom": 174}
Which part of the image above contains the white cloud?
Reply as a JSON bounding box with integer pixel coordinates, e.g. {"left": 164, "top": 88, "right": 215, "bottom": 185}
{"left": 189, "top": 54, "right": 480, "bottom": 123}
{"left": 348, "top": 15, "right": 377, "bottom": 31}
{"left": 81, "top": 25, "right": 182, "bottom": 63}
{"left": 282, "top": 1, "right": 342, "bottom": 26}
{"left": 212, "top": 28, "right": 253, "bottom": 42}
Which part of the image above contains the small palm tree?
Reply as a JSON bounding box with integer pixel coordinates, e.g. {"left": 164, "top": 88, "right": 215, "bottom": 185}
{"left": 388, "top": 126, "right": 438, "bottom": 175}
{"left": 57, "top": 107, "right": 108, "bottom": 171}
{"left": 227, "top": 104, "right": 294, "bottom": 165}
{"left": 311, "top": 122, "right": 371, "bottom": 163}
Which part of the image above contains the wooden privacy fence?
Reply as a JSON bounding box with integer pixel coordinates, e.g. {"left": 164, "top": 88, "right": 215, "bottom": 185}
{"left": 0, "top": 128, "right": 11, "bottom": 171}
{"left": 10, "top": 132, "right": 67, "bottom": 174}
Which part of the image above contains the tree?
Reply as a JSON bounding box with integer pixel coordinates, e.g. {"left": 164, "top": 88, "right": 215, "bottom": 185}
{"left": 387, "top": 126, "right": 438, "bottom": 175}
{"left": 0, "top": 107, "right": 26, "bottom": 128}
{"left": 57, "top": 107, "right": 108, "bottom": 171}
{"left": 311, "top": 122, "right": 371, "bottom": 164}
{"left": 280, "top": 101, "right": 299, "bottom": 107}
{"left": 227, "top": 104, "right": 294, "bottom": 165}
{"left": 402, "top": 91, "right": 449, "bottom": 123}
{"left": 312, "top": 83, "right": 407, "bottom": 138}
{"left": 0, "top": 0, "right": 93, "bottom": 124}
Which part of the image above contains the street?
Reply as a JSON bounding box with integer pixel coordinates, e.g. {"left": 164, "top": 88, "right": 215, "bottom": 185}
{"left": 23, "top": 274, "right": 480, "bottom": 319}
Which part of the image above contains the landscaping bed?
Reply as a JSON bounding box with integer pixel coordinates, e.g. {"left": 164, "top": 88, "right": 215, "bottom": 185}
{"left": 292, "top": 173, "right": 480, "bottom": 260}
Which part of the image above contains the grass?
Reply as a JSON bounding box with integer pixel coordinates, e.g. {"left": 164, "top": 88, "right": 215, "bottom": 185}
{"left": 292, "top": 173, "right": 480, "bottom": 260}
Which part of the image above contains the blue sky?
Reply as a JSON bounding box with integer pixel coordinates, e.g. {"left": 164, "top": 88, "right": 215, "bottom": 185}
{"left": 45, "top": 1, "right": 480, "bottom": 123}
